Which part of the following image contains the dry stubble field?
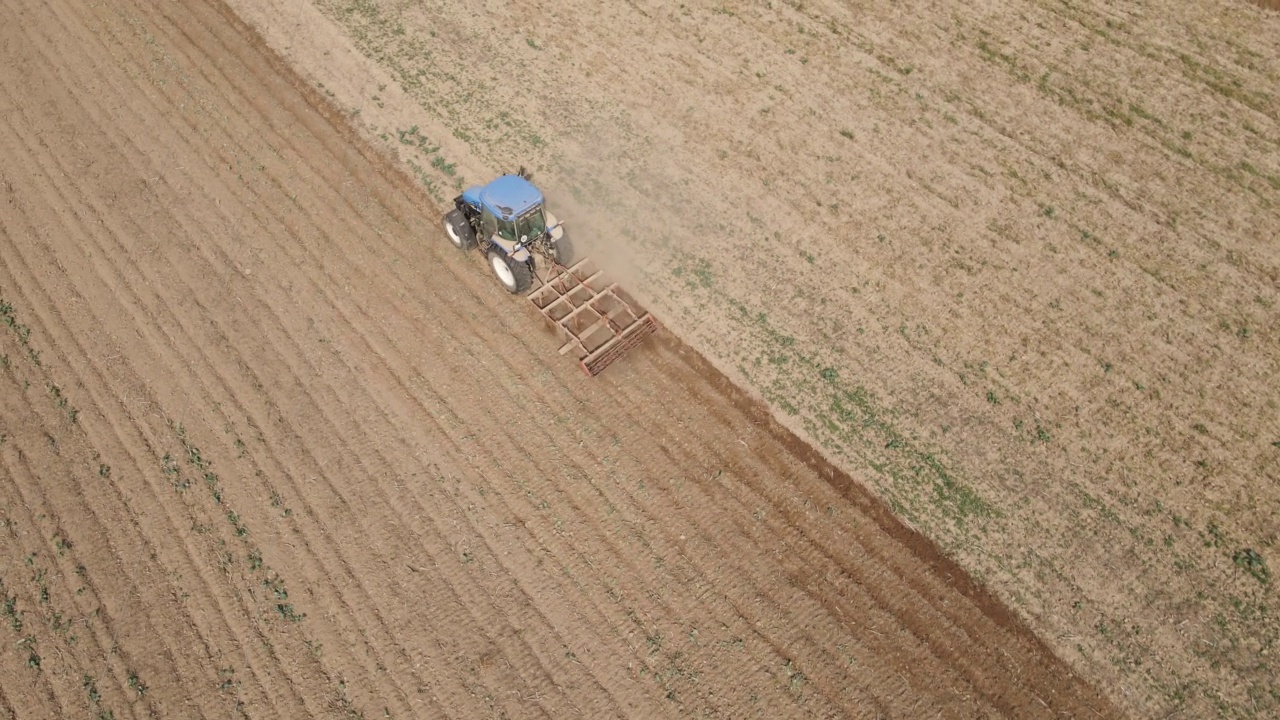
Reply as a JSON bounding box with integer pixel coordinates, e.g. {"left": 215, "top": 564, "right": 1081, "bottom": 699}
{"left": 0, "top": 0, "right": 1128, "bottom": 718}
{"left": 224, "top": 0, "right": 1280, "bottom": 717}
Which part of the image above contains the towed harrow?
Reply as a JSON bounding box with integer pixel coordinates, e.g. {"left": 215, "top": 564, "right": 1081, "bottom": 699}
{"left": 527, "top": 258, "right": 658, "bottom": 377}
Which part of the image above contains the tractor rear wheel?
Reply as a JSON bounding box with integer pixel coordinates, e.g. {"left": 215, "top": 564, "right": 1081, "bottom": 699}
{"left": 488, "top": 249, "right": 532, "bottom": 294}
{"left": 444, "top": 209, "right": 476, "bottom": 251}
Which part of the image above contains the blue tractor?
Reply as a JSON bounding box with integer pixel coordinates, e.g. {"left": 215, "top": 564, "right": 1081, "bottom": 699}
{"left": 442, "top": 168, "right": 574, "bottom": 294}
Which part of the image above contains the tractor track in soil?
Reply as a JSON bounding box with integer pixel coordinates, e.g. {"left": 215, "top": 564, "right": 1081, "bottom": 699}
{"left": 0, "top": 0, "right": 1118, "bottom": 717}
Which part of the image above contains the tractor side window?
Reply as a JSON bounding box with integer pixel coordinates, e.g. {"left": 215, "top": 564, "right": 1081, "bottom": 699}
{"left": 480, "top": 207, "right": 498, "bottom": 240}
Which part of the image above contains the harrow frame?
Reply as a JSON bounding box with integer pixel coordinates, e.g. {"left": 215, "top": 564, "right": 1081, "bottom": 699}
{"left": 527, "top": 258, "right": 658, "bottom": 376}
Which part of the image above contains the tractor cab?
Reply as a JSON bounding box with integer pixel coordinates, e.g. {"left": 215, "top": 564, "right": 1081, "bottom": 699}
{"left": 460, "top": 174, "right": 559, "bottom": 261}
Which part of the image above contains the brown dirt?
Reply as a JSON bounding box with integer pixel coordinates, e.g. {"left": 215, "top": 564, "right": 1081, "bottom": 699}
{"left": 221, "top": 0, "right": 1280, "bottom": 717}
{"left": 0, "top": 0, "right": 1118, "bottom": 718}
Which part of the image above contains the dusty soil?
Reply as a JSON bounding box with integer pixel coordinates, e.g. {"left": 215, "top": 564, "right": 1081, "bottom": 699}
{"left": 0, "top": 0, "right": 1118, "bottom": 718}
{"left": 214, "top": 0, "right": 1280, "bottom": 717}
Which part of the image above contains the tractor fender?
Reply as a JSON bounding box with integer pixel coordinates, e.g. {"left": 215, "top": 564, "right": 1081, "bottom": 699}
{"left": 489, "top": 235, "right": 532, "bottom": 263}
{"left": 546, "top": 210, "right": 565, "bottom": 242}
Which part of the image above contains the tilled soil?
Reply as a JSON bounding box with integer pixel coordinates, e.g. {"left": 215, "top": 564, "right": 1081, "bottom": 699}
{"left": 0, "top": 0, "right": 1118, "bottom": 717}
{"left": 221, "top": 0, "right": 1280, "bottom": 716}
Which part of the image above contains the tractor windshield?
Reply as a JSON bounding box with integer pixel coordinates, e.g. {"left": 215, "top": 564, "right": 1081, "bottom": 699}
{"left": 516, "top": 206, "right": 548, "bottom": 243}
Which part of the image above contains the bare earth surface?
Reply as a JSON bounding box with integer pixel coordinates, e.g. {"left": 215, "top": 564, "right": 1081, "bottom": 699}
{"left": 0, "top": 0, "right": 1122, "bottom": 718}
{"left": 220, "top": 0, "right": 1280, "bottom": 717}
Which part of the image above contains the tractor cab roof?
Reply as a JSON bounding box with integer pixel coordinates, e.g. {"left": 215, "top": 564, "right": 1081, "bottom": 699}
{"left": 462, "top": 174, "right": 544, "bottom": 220}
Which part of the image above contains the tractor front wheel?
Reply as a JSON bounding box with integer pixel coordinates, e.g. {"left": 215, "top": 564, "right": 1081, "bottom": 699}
{"left": 488, "top": 249, "right": 532, "bottom": 294}
{"left": 444, "top": 209, "right": 476, "bottom": 251}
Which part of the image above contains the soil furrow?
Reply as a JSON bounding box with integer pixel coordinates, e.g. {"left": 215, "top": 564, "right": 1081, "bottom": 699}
{"left": 5, "top": 1, "right": 558, "bottom": 712}
{"left": 0, "top": 369, "right": 177, "bottom": 720}
{"left": 0, "top": 228, "right": 291, "bottom": 718}
{"left": 0, "top": 28, "right": 324, "bottom": 714}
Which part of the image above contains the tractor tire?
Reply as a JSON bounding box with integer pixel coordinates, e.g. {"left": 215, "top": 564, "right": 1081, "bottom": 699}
{"left": 553, "top": 230, "right": 575, "bottom": 266}
{"left": 443, "top": 209, "right": 476, "bottom": 251}
{"left": 488, "top": 248, "right": 532, "bottom": 294}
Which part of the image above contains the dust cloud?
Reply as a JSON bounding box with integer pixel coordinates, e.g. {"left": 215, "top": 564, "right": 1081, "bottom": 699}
{"left": 535, "top": 120, "right": 698, "bottom": 311}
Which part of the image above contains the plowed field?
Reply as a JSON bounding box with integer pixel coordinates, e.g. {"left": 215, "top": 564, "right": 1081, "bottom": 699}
{"left": 214, "top": 0, "right": 1280, "bottom": 717}
{"left": 0, "top": 0, "right": 1118, "bottom": 718}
